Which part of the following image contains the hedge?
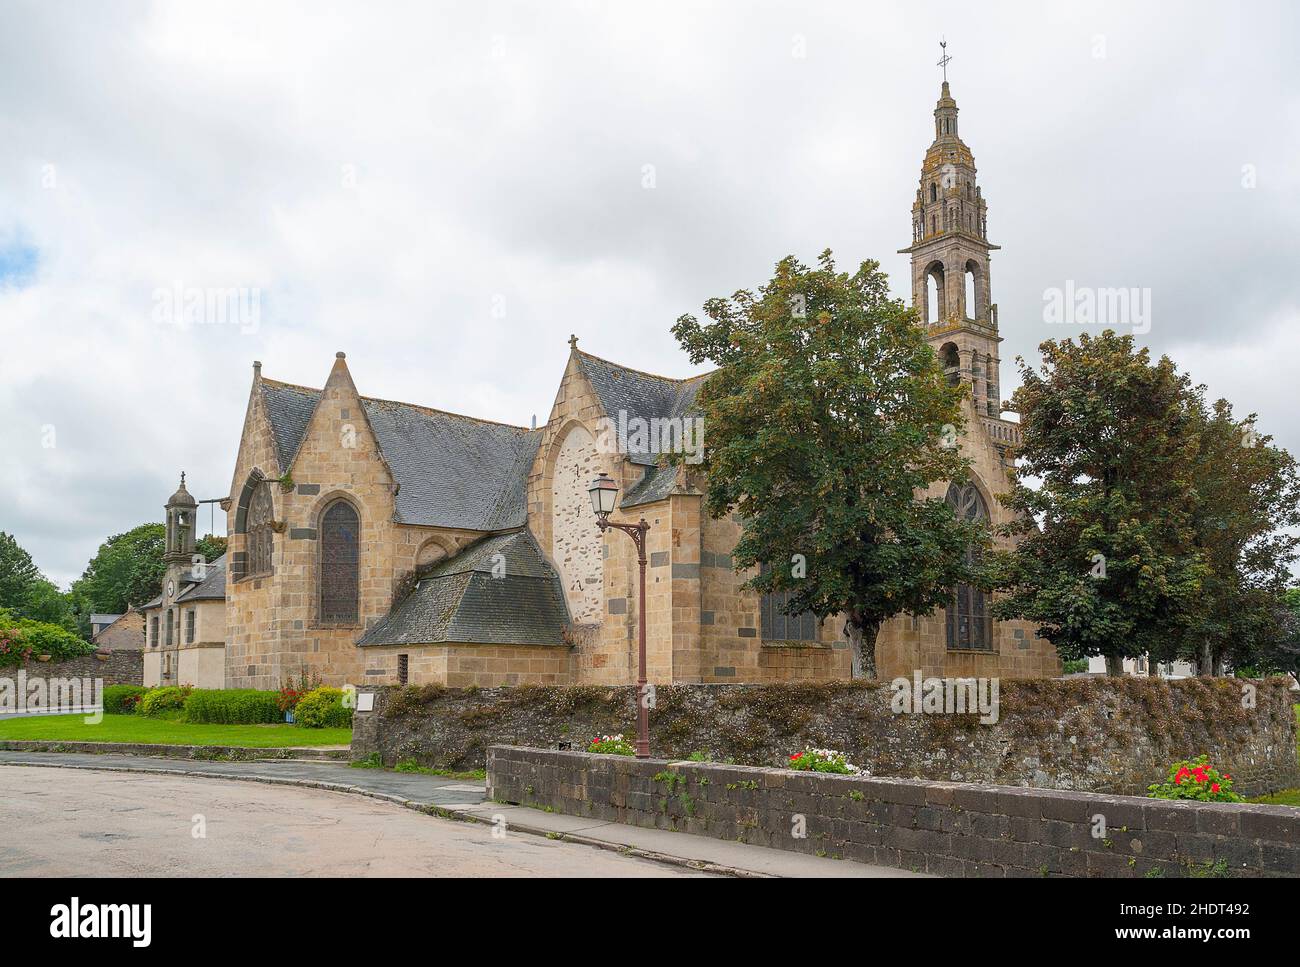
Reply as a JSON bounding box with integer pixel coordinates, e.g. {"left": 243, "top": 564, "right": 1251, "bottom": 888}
{"left": 103, "top": 684, "right": 147, "bottom": 715}
{"left": 182, "top": 688, "right": 281, "bottom": 725}
{"left": 137, "top": 686, "right": 192, "bottom": 718}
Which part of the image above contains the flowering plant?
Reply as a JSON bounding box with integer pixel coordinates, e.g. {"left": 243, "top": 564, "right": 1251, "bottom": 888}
{"left": 787, "top": 747, "right": 862, "bottom": 775}
{"left": 1147, "top": 754, "right": 1242, "bottom": 803}
{"left": 277, "top": 671, "right": 323, "bottom": 712}
{"left": 588, "top": 734, "right": 635, "bottom": 756}
{"left": 0, "top": 628, "right": 33, "bottom": 666}
{"left": 277, "top": 687, "right": 304, "bottom": 713}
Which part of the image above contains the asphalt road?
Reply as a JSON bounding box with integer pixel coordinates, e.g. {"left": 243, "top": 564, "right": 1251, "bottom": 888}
{"left": 0, "top": 765, "right": 713, "bottom": 877}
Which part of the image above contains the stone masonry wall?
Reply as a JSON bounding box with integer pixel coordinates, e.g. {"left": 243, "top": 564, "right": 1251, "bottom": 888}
{"left": 487, "top": 745, "right": 1300, "bottom": 878}
{"left": 352, "top": 676, "right": 1299, "bottom": 797}
{"left": 7, "top": 651, "right": 144, "bottom": 690}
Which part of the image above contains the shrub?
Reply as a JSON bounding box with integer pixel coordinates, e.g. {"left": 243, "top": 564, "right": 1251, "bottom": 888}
{"left": 103, "top": 684, "right": 147, "bottom": 715}
{"left": 183, "top": 688, "right": 281, "bottom": 725}
{"left": 277, "top": 670, "right": 324, "bottom": 712}
{"left": 787, "top": 747, "right": 863, "bottom": 775}
{"left": 0, "top": 609, "right": 94, "bottom": 667}
{"left": 294, "top": 686, "right": 353, "bottom": 728}
{"left": 588, "top": 734, "right": 635, "bottom": 756}
{"left": 1147, "top": 754, "right": 1243, "bottom": 802}
{"left": 137, "top": 685, "right": 192, "bottom": 718}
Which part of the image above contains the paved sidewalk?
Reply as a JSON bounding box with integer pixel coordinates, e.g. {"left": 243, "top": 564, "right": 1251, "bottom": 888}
{"left": 0, "top": 751, "right": 924, "bottom": 878}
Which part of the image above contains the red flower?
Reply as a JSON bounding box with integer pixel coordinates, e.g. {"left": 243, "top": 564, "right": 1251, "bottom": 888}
{"left": 1223, "top": 774, "right": 1232, "bottom": 781}
{"left": 1211, "top": 783, "right": 1221, "bottom": 793}
{"left": 1193, "top": 772, "right": 1208, "bottom": 784}
{"left": 790, "top": 753, "right": 803, "bottom": 761}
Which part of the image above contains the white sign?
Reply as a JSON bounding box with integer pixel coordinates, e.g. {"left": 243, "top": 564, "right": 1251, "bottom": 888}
{"left": 356, "top": 692, "right": 375, "bottom": 712}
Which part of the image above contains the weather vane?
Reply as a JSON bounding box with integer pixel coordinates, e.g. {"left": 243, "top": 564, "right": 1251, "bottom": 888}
{"left": 937, "top": 38, "right": 951, "bottom": 82}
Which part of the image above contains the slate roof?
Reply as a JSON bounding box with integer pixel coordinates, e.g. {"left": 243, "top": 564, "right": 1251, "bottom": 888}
{"left": 139, "top": 555, "right": 227, "bottom": 610}
{"left": 177, "top": 555, "right": 228, "bottom": 602}
{"left": 259, "top": 378, "right": 542, "bottom": 531}
{"left": 357, "top": 531, "right": 570, "bottom": 647}
{"left": 259, "top": 381, "right": 320, "bottom": 471}
{"left": 576, "top": 351, "right": 707, "bottom": 466}
{"left": 575, "top": 351, "right": 708, "bottom": 507}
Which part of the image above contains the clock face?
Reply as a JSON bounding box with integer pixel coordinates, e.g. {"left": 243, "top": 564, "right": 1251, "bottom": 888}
{"left": 167, "top": 581, "right": 175, "bottom": 598}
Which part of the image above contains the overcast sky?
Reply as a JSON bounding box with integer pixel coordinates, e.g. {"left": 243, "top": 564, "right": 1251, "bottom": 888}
{"left": 2, "top": 0, "right": 1298, "bottom": 587}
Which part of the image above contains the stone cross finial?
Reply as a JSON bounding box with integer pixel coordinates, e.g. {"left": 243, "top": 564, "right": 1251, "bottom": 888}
{"left": 937, "top": 39, "right": 951, "bottom": 82}
{"left": 568, "top": 333, "right": 578, "bottom": 350}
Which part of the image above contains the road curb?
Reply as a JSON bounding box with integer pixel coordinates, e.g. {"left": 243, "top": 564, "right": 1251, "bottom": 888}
{"left": 0, "top": 739, "right": 349, "bottom": 761}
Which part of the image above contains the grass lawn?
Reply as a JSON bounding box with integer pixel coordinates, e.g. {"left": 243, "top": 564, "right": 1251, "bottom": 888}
{"left": 0, "top": 713, "right": 351, "bottom": 748}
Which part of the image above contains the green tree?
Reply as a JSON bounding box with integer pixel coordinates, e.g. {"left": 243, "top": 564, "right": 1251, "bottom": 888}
{"left": 0, "top": 532, "right": 43, "bottom": 612}
{"left": 0, "top": 532, "right": 77, "bottom": 629}
{"left": 671, "top": 251, "right": 985, "bottom": 678}
{"left": 1169, "top": 396, "right": 1300, "bottom": 675}
{"left": 992, "top": 332, "right": 1207, "bottom": 674}
{"left": 72, "top": 523, "right": 226, "bottom": 617}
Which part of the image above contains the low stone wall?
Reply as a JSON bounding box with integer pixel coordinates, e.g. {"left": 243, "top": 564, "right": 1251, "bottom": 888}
{"left": 352, "top": 677, "right": 1299, "bottom": 796}
{"left": 487, "top": 745, "right": 1300, "bottom": 878}
{"left": 4, "top": 651, "right": 143, "bottom": 690}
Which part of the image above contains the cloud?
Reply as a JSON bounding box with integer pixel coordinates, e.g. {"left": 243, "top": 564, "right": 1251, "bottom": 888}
{"left": 1, "top": 0, "right": 1298, "bottom": 585}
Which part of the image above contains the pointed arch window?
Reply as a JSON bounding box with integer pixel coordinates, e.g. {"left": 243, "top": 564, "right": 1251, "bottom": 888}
{"left": 945, "top": 483, "right": 993, "bottom": 651}
{"left": 320, "top": 500, "right": 360, "bottom": 624}
{"left": 246, "top": 483, "right": 275, "bottom": 577}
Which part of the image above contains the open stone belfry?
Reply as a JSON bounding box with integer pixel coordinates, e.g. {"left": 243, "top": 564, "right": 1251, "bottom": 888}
{"left": 141, "top": 78, "right": 1058, "bottom": 691}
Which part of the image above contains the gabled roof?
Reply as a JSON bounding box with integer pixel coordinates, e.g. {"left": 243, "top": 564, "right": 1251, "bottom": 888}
{"left": 575, "top": 350, "right": 707, "bottom": 467}
{"left": 357, "top": 530, "right": 570, "bottom": 648}
{"left": 258, "top": 377, "right": 542, "bottom": 531}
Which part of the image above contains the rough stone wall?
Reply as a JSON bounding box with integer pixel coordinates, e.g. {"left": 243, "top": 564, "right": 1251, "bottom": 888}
{"left": 9, "top": 651, "right": 144, "bottom": 688}
{"left": 488, "top": 745, "right": 1300, "bottom": 878}
{"left": 351, "top": 677, "right": 1298, "bottom": 797}
{"left": 549, "top": 423, "right": 603, "bottom": 623}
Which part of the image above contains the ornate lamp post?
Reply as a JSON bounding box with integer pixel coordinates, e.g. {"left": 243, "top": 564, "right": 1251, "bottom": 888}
{"left": 587, "top": 472, "right": 652, "bottom": 759}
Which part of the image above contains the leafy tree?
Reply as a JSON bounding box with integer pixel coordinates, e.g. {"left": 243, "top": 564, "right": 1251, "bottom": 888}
{"left": 0, "top": 532, "right": 77, "bottom": 629}
{"left": 0, "top": 532, "right": 43, "bottom": 612}
{"left": 991, "top": 332, "right": 1207, "bottom": 674}
{"left": 671, "top": 251, "right": 985, "bottom": 678}
{"left": 23, "top": 577, "right": 77, "bottom": 631}
{"left": 1169, "top": 394, "right": 1300, "bottom": 675}
{"left": 72, "top": 523, "right": 227, "bottom": 617}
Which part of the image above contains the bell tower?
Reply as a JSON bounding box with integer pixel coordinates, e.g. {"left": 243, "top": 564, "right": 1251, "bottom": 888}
{"left": 165, "top": 472, "right": 198, "bottom": 566}
{"left": 899, "top": 63, "right": 1004, "bottom": 419}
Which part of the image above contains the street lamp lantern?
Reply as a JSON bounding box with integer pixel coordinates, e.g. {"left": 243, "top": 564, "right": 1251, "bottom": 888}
{"left": 588, "top": 472, "right": 652, "bottom": 759}
{"left": 588, "top": 472, "right": 619, "bottom": 518}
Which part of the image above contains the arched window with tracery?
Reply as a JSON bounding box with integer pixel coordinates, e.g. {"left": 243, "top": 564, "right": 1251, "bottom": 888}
{"left": 945, "top": 483, "right": 992, "bottom": 651}
{"left": 319, "top": 500, "right": 360, "bottom": 624}
{"left": 246, "top": 483, "right": 275, "bottom": 577}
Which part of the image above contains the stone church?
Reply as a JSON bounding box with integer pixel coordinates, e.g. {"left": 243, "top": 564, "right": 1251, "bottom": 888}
{"left": 148, "top": 79, "right": 1059, "bottom": 691}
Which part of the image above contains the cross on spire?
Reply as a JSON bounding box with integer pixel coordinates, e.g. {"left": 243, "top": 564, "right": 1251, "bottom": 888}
{"left": 937, "top": 38, "right": 951, "bottom": 83}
